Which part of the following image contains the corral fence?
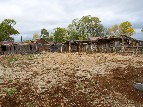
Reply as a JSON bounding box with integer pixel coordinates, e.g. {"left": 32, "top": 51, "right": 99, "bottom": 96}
{"left": 0, "top": 36, "right": 143, "bottom": 55}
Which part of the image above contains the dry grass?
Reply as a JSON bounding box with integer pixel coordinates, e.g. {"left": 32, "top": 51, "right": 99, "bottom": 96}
{"left": 0, "top": 52, "right": 143, "bottom": 107}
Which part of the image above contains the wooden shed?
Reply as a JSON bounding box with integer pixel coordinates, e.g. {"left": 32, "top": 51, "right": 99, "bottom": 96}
{"left": 36, "top": 38, "right": 49, "bottom": 52}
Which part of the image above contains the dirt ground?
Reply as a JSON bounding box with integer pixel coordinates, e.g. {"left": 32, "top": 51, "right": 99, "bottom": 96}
{"left": 0, "top": 52, "right": 143, "bottom": 107}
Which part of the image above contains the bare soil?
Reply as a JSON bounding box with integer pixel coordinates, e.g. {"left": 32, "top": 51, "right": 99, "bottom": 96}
{"left": 0, "top": 52, "right": 143, "bottom": 107}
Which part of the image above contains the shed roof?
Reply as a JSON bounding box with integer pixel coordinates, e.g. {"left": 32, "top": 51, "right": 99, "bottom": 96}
{"left": 0, "top": 41, "right": 14, "bottom": 45}
{"left": 36, "top": 38, "right": 48, "bottom": 44}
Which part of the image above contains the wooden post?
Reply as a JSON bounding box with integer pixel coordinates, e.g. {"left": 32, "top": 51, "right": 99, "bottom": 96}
{"left": 121, "top": 35, "right": 125, "bottom": 52}
{"left": 0, "top": 45, "right": 1, "bottom": 55}
{"left": 101, "top": 44, "right": 104, "bottom": 52}
{"left": 6, "top": 45, "right": 9, "bottom": 55}
{"left": 68, "top": 41, "right": 71, "bottom": 53}
{"left": 136, "top": 42, "right": 139, "bottom": 54}
{"left": 35, "top": 44, "right": 38, "bottom": 52}
{"left": 86, "top": 44, "right": 88, "bottom": 52}
{"left": 95, "top": 43, "right": 98, "bottom": 52}
{"left": 11, "top": 45, "right": 14, "bottom": 54}
{"left": 104, "top": 44, "right": 106, "bottom": 52}
{"left": 61, "top": 44, "right": 63, "bottom": 53}
{"left": 90, "top": 43, "right": 93, "bottom": 51}
{"left": 79, "top": 44, "right": 81, "bottom": 52}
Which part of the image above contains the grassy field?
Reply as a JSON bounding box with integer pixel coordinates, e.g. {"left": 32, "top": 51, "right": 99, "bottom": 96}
{"left": 0, "top": 52, "right": 143, "bottom": 107}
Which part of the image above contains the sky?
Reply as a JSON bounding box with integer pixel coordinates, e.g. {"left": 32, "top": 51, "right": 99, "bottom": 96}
{"left": 0, "top": 0, "right": 143, "bottom": 42}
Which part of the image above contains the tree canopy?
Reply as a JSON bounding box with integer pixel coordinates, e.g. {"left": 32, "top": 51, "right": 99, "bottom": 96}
{"left": 107, "top": 24, "right": 120, "bottom": 37}
{"left": 32, "top": 33, "right": 40, "bottom": 41}
{"left": 107, "top": 21, "right": 135, "bottom": 37}
{"left": 119, "top": 21, "right": 135, "bottom": 36}
{"left": 53, "top": 27, "right": 67, "bottom": 43}
{"left": 67, "top": 23, "right": 80, "bottom": 40}
{"left": 49, "top": 34, "right": 54, "bottom": 42}
{"left": 40, "top": 28, "right": 49, "bottom": 41}
{"left": 0, "top": 19, "right": 19, "bottom": 42}
{"left": 0, "top": 17, "right": 139, "bottom": 43}
{"left": 67, "top": 15, "right": 104, "bottom": 40}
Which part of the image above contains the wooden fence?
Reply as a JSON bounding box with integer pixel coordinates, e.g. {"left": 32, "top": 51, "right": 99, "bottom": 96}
{"left": 0, "top": 37, "right": 143, "bottom": 55}
{"left": 0, "top": 44, "right": 37, "bottom": 55}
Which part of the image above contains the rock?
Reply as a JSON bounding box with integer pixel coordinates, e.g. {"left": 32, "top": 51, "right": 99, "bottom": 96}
{"left": 133, "top": 83, "right": 143, "bottom": 91}
{"left": 53, "top": 65, "right": 60, "bottom": 70}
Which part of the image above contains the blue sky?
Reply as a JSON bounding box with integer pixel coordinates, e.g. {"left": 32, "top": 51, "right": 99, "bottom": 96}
{"left": 0, "top": 0, "right": 143, "bottom": 41}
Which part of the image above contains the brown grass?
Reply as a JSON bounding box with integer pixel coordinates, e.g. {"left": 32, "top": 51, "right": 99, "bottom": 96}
{"left": 0, "top": 52, "right": 143, "bottom": 106}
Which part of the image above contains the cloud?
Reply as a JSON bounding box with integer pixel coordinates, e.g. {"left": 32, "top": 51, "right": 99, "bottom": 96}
{"left": 0, "top": 0, "right": 143, "bottom": 41}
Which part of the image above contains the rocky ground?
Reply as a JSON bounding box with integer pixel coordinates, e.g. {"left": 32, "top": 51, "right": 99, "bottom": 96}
{"left": 0, "top": 52, "right": 143, "bottom": 107}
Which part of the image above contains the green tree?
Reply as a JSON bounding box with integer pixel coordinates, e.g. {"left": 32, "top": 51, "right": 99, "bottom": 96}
{"left": 68, "top": 15, "right": 104, "bottom": 40}
{"left": 0, "top": 19, "right": 19, "bottom": 41}
{"left": 141, "top": 28, "right": 143, "bottom": 32}
{"left": 107, "top": 24, "right": 120, "bottom": 36}
{"left": 78, "top": 15, "right": 103, "bottom": 37}
{"left": 67, "top": 23, "right": 80, "bottom": 40}
{"left": 102, "top": 28, "right": 110, "bottom": 37}
{"left": 120, "top": 21, "right": 135, "bottom": 36}
{"left": 32, "top": 33, "right": 40, "bottom": 41}
{"left": 40, "top": 28, "right": 49, "bottom": 40}
{"left": 49, "top": 34, "right": 54, "bottom": 42}
{"left": 53, "top": 27, "right": 67, "bottom": 43}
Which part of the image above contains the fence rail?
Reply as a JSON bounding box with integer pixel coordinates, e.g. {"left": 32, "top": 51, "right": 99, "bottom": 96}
{"left": 0, "top": 43, "right": 143, "bottom": 55}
